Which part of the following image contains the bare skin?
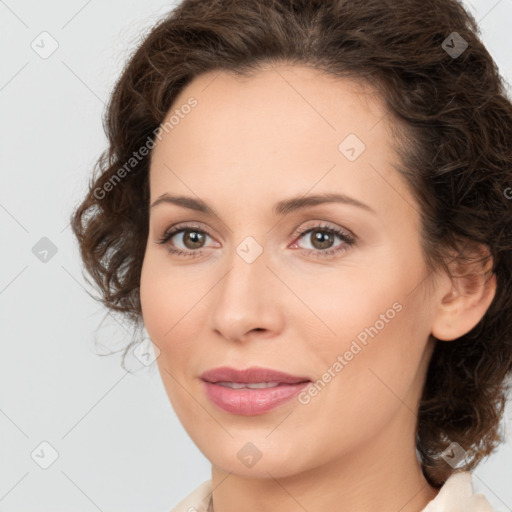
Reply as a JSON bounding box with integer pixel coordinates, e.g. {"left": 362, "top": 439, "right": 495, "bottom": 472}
{"left": 139, "top": 63, "right": 496, "bottom": 512}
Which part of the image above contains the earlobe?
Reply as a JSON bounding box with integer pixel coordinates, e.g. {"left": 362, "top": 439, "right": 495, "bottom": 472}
{"left": 430, "top": 246, "right": 496, "bottom": 342}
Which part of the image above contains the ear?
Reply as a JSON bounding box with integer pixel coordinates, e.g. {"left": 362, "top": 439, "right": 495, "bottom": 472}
{"left": 431, "top": 241, "right": 497, "bottom": 342}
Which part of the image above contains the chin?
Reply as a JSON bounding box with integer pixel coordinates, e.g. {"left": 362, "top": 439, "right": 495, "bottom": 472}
{"left": 199, "top": 435, "right": 310, "bottom": 479}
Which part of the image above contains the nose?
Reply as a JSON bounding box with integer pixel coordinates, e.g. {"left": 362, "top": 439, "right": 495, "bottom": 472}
{"left": 209, "top": 240, "right": 285, "bottom": 343}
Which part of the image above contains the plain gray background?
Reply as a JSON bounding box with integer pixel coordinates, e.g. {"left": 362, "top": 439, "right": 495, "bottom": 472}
{"left": 1, "top": 1, "right": 511, "bottom": 511}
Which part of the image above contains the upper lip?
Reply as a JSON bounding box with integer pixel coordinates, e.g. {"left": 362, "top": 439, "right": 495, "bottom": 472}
{"left": 200, "top": 366, "right": 311, "bottom": 384}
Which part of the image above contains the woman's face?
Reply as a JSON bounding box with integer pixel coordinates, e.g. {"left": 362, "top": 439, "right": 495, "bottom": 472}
{"left": 140, "top": 63, "right": 440, "bottom": 478}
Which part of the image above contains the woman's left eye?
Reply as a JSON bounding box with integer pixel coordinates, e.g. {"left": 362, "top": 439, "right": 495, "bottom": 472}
{"left": 156, "top": 223, "right": 356, "bottom": 259}
{"left": 290, "top": 224, "right": 356, "bottom": 258}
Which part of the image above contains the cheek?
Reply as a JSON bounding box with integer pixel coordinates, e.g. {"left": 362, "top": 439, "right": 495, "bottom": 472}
{"left": 139, "top": 256, "right": 167, "bottom": 341}
{"left": 292, "top": 297, "right": 429, "bottom": 462}
{"left": 139, "top": 252, "right": 211, "bottom": 357}
{"left": 296, "top": 255, "right": 431, "bottom": 401}
{"left": 139, "top": 254, "right": 202, "bottom": 410}
{"left": 140, "top": 252, "right": 185, "bottom": 350}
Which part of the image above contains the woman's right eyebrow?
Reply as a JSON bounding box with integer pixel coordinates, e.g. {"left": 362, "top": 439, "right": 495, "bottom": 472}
{"left": 150, "top": 193, "right": 215, "bottom": 215}
{"left": 150, "top": 192, "right": 376, "bottom": 217}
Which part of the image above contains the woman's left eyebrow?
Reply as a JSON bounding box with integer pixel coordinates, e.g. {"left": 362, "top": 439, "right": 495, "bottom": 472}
{"left": 273, "top": 192, "right": 375, "bottom": 216}
{"left": 150, "top": 192, "right": 376, "bottom": 217}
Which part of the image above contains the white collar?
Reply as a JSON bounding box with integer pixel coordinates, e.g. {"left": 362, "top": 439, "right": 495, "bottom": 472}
{"left": 421, "top": 471, "right": 494, "bottom": 511}
{"left": 171, "top": 471, "right": 495, "bottom": 512}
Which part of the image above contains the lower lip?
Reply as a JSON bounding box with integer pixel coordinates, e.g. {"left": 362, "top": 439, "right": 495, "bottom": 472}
{"left": 201, "top": 380, "right": 310, "bottom": 416}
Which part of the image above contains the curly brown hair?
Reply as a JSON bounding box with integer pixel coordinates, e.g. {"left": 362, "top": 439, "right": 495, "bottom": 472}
{"left": 71, "top": 0, "right": 512, "bottom": 488}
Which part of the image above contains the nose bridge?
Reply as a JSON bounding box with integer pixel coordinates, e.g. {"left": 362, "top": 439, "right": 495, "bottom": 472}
{"left": 209, "top": 234, "right": 282, "bottom": 340}
{"left": 218, "top": 235, "right": 270, "bottom": 310}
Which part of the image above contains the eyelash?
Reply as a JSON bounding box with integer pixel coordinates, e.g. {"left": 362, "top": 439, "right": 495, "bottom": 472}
{"left": 156, "top": 222, "right": 356, "bottom": 259}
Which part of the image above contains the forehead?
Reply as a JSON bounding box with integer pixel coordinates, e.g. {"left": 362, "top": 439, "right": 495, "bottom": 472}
{"left": 149, "top": 63, "right": 412, "bottom": 219}
{"left": 168, "top": 64, "right": 388, "bottom": 147}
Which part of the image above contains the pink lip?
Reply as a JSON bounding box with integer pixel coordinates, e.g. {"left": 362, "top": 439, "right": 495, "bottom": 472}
{"left": 200, "top": 366, "right": 311, "bottom": 416}
{"left": 200, "top": 366, "right": 310, "bottom": 384}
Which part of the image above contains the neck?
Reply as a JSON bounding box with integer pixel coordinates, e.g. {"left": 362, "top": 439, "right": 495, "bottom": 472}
{"left": 209, "top": 389, "right": 440, "bottom": 512}
{"left": 210, "top": 433, "right": 439, "bottom": 512}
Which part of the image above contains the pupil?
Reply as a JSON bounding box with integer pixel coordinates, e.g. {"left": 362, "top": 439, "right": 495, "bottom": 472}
{"left": 185, "top": 231, "right": 204, "bottom": 248}
{"left": 313, "top": 230, "right": 332, "bottom": 249}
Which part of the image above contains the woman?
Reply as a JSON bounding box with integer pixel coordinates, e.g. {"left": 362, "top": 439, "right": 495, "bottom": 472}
{"left": 71, "top": 0, "right": 512, "bottom": 510}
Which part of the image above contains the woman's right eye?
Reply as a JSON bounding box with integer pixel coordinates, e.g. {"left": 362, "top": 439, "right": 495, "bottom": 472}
{"left": 157, "top": 225, "right": 216, "bottom": 257}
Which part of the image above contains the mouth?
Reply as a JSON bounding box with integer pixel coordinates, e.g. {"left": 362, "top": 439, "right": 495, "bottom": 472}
{"left": 199, "top": 366, "right": 312, "bottom": 416}
{"left": 200, "top": 366, "right": 311, "bottom": 385}
{"left": 213, "top": 381, "right": 290, "bottom": 389}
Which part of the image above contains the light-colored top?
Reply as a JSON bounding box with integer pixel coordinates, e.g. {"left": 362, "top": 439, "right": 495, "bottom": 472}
{"left": 169, "top": 470, "right": 495, "bottom": 512}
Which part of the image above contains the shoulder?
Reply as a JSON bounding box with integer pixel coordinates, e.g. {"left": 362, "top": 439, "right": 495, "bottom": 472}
{"left": 169, "top": 480, "right": 212, "bottom": 512}
{"left": 421, "top": 471, "right": 495, "bottom": 512}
